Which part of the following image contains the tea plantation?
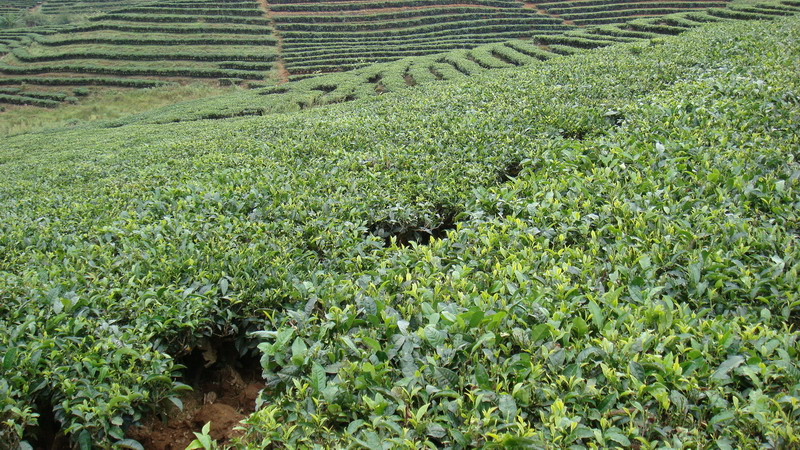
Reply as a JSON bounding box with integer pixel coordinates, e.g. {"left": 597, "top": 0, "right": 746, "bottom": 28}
{"left": 95, "top": 0, "right": 800, "bottom": 126}
{"left": 1, "top": 0, "right": 800, "bottom": 448}
{"left": 1, "top": 0, "right": 783, "bottom": 110}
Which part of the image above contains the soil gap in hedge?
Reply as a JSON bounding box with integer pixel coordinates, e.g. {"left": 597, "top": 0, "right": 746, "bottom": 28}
{"left": 127, "top": 338, "right": 265, "bottom": 450}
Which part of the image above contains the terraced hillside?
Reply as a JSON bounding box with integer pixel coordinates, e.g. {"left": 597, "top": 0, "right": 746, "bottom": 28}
{"left": 0, "top": 0, "right": 277, "bottom": 107}
{"left": 0, "top": 0, "right": 745, "bottom": 104}
{"left": 0, "top": 0, "right": 37, "bottom": 13}
{"left": 532, "top": 0, "right": 729, "bottom": 26}
{"left": 268, "top": 0, "right": 738, "bottom": 78}
{"left": 94, "top": 0, "right": 799, "bottom": 126}
{"left": 40, "top": 0, "right": 149, "bottom": 15}
{"left": 270, "top": 0, "right": 569, "bottom": 78}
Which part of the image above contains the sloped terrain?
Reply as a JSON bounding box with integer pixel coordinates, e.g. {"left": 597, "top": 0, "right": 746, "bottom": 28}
{"left": 97, "top": 0, "right": 800, "bottom": 126}
{"left": 270, "top": 0, "right": 569, "bottom": 78}
{"left": 0, "top": 0, "right": 277, "bottom": 99}
{"left": 1, "top": 14, "right": 799, "bottom": 448}
{"left": 0, "top": 0, "right": 751, "bottom": 109}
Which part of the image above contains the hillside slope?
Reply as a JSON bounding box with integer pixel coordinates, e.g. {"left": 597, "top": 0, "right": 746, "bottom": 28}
{"left": 89, "top": 0, "right": 799, "bottom": 128}
{"left": 1, "top": 15, "right": 799, "bottom": 448}
{"left": 0, "top": 0, "right": 754, "bottom": 115}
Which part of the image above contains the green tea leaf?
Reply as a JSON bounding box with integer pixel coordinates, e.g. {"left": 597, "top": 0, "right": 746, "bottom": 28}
{"left": 3, "top": 347, "right": 16, "bottom": 371}
{"left": 311, "top": 362, "right": 326, "bottom": 393}
{"left": 572, "top": 317, "right": 588, "bottom": 338}
{"left": 474, "top": 363, "right": 490, "bottom": 389}
{"left": 605, "top": 430, "right": 630, "bottom": 446}
{"left": 499, "top": 394, "right": 517, "bottom": 418}
{"left": 291, "top": 337, "right": 308, "bottom": 366}
{"left": 711, "top": 355, "right": 745, "bottom": 382}
{"left": 114, "top": 439, "right": 145, "bottom": 450}
{"left": 587, "top": 300, "right": 604, "bottom": 330}
{"left": 530, "top": 323, "right": 550, "bottom": 342}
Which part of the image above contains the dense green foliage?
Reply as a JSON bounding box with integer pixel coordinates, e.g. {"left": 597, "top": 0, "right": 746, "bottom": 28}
{"left": 238, "top": 18, "right": 800, "bottom": 448}
{"left": 93, "top": 0, "right": 798, "bottom": 128}
{"left": 0, "top": 0, "right": 750, "bottom": 103}
{"left": 1, "top": 14, "right": 799, "bottom": 448}
{"left": 0, "top": 0, "right": 275, "bottom": 95}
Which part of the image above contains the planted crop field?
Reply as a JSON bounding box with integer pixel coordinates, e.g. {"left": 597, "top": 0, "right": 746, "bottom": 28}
{"left": 532, "top": 0, "right": 730, "bottom": 26}
{"left": 39, "top": 0, "right": 152, "bottom": 15}
{"left": 1, "top": 8, "right": 800, "bottom": 448}
{"left": 0, "top": 0, "right": 277, "bottom": 100}
{"left": 271, "top": 0, "right": 569, "bottom": 76}
{"left": 96, "top": 0, "right": 799, "bottom": 126}
{"left": 0, "top": 0, "right": 38, "bottom": 13}
{"left": 1, "top": 0, "right": 745, "bottom": 98}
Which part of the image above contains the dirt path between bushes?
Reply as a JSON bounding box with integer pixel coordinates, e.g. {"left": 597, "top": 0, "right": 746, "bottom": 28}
{"left": 523, "top": 2, "right": 578, "bottom": 26}
{"left": 258, "top": 0, "right": 290, "bottom": 83}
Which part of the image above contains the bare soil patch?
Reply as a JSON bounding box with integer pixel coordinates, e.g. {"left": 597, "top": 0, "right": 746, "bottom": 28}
{"left": 128, "top": 342, "right": 265, "bottom": 450}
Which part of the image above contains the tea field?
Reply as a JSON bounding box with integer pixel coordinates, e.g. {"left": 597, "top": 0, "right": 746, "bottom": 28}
{"left": 95, "top": 0, "right": 800, "bottom": 127}
{"left": 1, "top": 9, "right": 799, "bottom": 447}
{"left": 2, "top": 0, "right": 784, "bottom": 115}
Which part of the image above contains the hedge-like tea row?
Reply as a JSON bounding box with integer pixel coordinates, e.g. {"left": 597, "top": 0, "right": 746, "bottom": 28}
{"left": 289, "top": 60, "right": 396, "bottom": 74}
{"left": 0, "top": 63, "right": 265, "bottom": 79}
{"left": 0, "top": 76, "right": 170, "bottom": 87}
{"left": 467, "top": 47, "right": 514, "bottom": 68}
{"left": 301, "top": 31, "right": 564, "bottom": 47}
{"left": 283, "top": 43, "right": 493, "bottom": 64}
{"left": 270, "top": 0, "right": 517, "bottom": 11}
{"left": 93, "top": 14, "right": 271, "bottom": 25}
{"left": 218, "top": 61, "right": 275, "bottom": 70}
{"left": 283, "top": 39, "right": 504, "bottom": 58}
{"left": 284, "top": 41, "right": 495, "bottom": 59}
{"left": 270, "top": 0, "right": 520, "bottom": 5}
{"left": 151, "top": 1, "right": 259, "bottom": 8}
{"left": 525, "top": 33, "right": 617, "bottom": 48}
{"left": 486, "top": 43, "right": 542, "bottom": 65}
{"left": 544, "top": 0, "right": 726, "bottom": 14}
{"left": 587, "top": 24, "right": 660, "bottom": 38}
{"left": 114, "top": 7, "right": 264, "bottom": 16}
{"left": 65, "top": 23, "right": 272, "bottom": 35}
{"left": 12, "top": 47, "right": 278, "bottom": 63}
{"left": 538, "top": 0, "right": 721, "bottom": 8}
{"left": 0, "top": 93, "right": 60, "bottom": 107}
{"left": 4, "top": 90, "right": 70, "bottom": 101}
{"left": 626, "top": 17, "right": 690, "bottom": 33}
{"left": 281, "top": 21, "right": 566, "bottom": 39}
{"left": 563, "top": 7, "right": 719, "bottom": 21}
{"left": 39, "top": 0, "right": 153, "bottom": 14}
{"left": 576, "top": 29, "right": 640, "bottom": 42}
{"left": 655, "top": 13, "right": 708, "bottom": 26}
{"left": 35, "top": 36, "right": 278, "bottom": 47}
{"left": 272, "top": 7, "right": 536, "bottom": 23}
{"left": 705, "top": 6, "right": 786, "bottom": 18}
{"left": 278, "top": 15, "right": 562, "bottom": 32}
{"left": 281, "top": 31, "right": 539, "bottom": 49}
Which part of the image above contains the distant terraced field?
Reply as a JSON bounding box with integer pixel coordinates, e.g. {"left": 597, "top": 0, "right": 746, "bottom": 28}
{"left": 268, "top": 0, "right": 733, "bottom": 79}
{"left": 0, "top": 0, "right": 791, "bottom": 110}
{"left": 91, "top": 0, "right": 797, "bottom": 127}
{"left": 270, "top": 0, "right": 570, "bottom": 79}
{"left": 0, "top": 0, "right": 277, "bottom": 108}
{"left": 0, "top": 0, "right": 37, "bottom": 13}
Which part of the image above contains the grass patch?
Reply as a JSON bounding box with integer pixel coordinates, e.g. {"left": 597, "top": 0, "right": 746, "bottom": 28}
{"left": 0, "top": 83, "right": 241, "bottom": 136}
